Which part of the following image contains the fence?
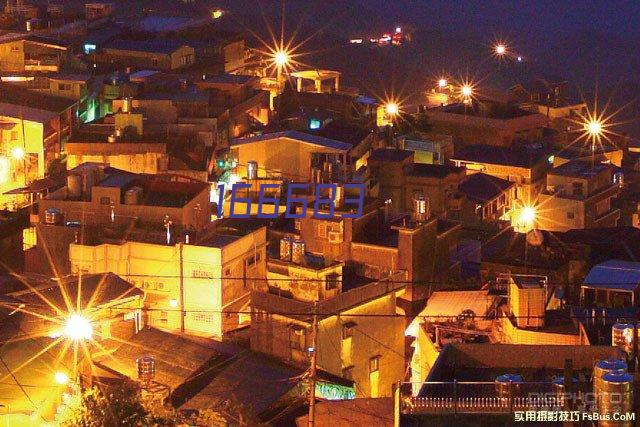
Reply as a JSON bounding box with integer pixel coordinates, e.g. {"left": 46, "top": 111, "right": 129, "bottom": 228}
{"left": 399, "top": 381, "right": 594, "bottom": 415}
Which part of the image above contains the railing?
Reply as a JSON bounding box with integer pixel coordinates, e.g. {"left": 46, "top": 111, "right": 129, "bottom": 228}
{"left": 399, "top": 381, "right": 594, "bottom": 415}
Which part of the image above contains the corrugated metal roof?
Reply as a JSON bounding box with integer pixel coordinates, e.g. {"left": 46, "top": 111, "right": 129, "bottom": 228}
{"left": 583, "top": 260, "right": 640, "bottom": 291}
{"left": 230, "top": 130, "right": 351, "bottom": 151}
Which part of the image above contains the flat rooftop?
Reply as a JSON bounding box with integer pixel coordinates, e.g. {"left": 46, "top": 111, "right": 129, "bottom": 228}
{"left": 437, "top": 101, "right": 536, "bottom": 119}
{"left": 550, "top": 160, "right": 611, "bottom": 178}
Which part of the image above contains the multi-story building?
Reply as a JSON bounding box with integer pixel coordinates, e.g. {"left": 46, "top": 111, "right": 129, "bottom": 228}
{"left": 0, "top": 35, "right": 68, "bottom": 73}
{"left": 251, "top": 279, "right": 405, "bottom": 398}
{"left": 367, "top": 148, "right": 465, "bottom": 216}
{"left": 426, "top": 100, "right": 549, "bottom": 147}
{"left": 536, "top": 161, "right": 621, "bottom": 231}
{"left": 85, "top": 2, "right": 114, "bottom": 20}
{"left": 0, "top": 84, "right": 77, "bottom": 208}
{"left": 451, "top": 144, "right": 550, "bottom": 205}
{"left": 97, "top": 40, "right": 196, "bottom": 71}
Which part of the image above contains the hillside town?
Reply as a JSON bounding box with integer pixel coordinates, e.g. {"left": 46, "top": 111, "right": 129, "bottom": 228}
{"left": 0, "top": 1, "right": 638, "bottom": 426}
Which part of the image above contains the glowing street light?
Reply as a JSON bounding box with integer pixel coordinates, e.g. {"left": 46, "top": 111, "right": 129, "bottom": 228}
{"left": 495, "top": 44, "right": 506, "bottom": 56}
{"left": 385, "top": 102, "right": 399, "bottom": 116}
{"left": 11, "top": 146, "right": 25, "bottom": 160}
{"left": 520, "top": 206, "right": 536, "bottom": 225}
{"left": 63, "top": 314, "right": 92, "bottom": 341}
{"left": 54, "top": 371, "right": 69, "bottom": 385}
{"left": 586, "top": 119, "right": 603, "bottom": 137}
{"left": 461, "top": 85, "right": 473, "bottom": 98}
{"left": 273, "top": 50, "right": 289, "bottom": 67}
{"left": 438, "top": 78, "right": 447, "bottom": 89}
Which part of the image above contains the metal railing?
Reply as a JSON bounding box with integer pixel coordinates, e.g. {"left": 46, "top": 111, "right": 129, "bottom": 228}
{"left": 399, "top": 381, "right": 593, "bottom": 415}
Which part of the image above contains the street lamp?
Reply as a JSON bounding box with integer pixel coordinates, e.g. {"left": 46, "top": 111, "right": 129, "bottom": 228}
{"left": 273, "top": 50, "right": 289, "bottom": 67}
{"left": 438, "top": 78, "right": 447, "bottom": 89}
{"left": 520, "top": 206, "right": 536, "bottom": 226}
{"left": 11, "top": 147, "right": 24, "bottom": 160}
{"left": 63, "top": 313, "right": 93, "bottom": 341}
{"left": 385, "top": 102, "right": 399, "bottom": 116}
{"left": 495, "top": 44, "right": 506, "bottom": 56}
{"left": 54, "top": 371, "right": 69, "bottom": 385}
{"left": 586, "top": 119, "right": 603, "bottom": 138}
{"left": 461, "top": 85, "right": 473, "bottom": 98}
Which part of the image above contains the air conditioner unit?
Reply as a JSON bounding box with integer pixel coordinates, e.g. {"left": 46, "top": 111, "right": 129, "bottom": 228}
{"left": 328, "top": 231, "right": 343, "bottom": 243}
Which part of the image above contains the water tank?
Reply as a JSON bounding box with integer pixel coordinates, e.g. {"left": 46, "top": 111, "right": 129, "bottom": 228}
{"left": 125, "top": 186, "right": 143, "bottom": 205}
{"left": 593, "top": 358, "right": 627, "bottom": 405}
{"left": 67, "top": 174, "right": 82, "bottom": 199}
{"left": 247, "top": 161, "right": 258, "bottom": 180}
{"left": 552, "top": 376, "right": 578, "bottom": 407}
{"left": 136, "top": 356, "right": 155, "bottom": 382}
{"left": 280, "top": 236, "right": 293, "bottom": 261}
{"left": 292, "top": 239, "right": 305, "bottom": 264}
{"left": 413, "top": 195, "right": 429, "bottom": 222}
{"left": 597, "top": 371, "right": 634, "bottom": 427}
{"left": 44, "top": 208, "right": 63, "bottom": 225}
{"left": 612, "top": 323, "right": 636, "bottom": 352}
{"left": 495, "top": 374, "right": 523, "bottom": 399}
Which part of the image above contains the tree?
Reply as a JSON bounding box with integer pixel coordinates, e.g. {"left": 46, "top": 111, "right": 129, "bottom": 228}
{"left": 58, "top": 382, "right": 227, "bottom": 427}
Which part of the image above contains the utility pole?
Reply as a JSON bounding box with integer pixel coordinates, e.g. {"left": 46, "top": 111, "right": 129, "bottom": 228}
{"left": 308, "top": 300, "right": 318, "bottom": 427}
{"left": 179, "top": 242, "right": 185, "bottom": 333}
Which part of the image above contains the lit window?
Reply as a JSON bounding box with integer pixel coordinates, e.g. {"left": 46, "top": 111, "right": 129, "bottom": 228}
{"left": 159, "top": 311, "right": 168, "bottom": 324}
{"left": 316, "top": 223, "right": 327, "bottom": 238}
{"left": 83, "top": 44, "right": 97, "bottom": 54}
{"left": 23, "top": 227, "right": 37, "bottom": 250}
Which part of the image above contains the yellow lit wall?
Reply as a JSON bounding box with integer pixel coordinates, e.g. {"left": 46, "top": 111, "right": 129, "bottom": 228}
{"left": 69, "top": 228, "right": 267, "bottom": 338}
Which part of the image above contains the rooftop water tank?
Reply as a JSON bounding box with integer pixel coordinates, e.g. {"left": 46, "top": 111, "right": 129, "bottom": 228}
{"left": 125, "top": 186, "right": 143, "bottom": 205}
{"left": 292, "top": 239, "right": 305, "bottom": 265}
{"left": 597, "top": 371, "right": 634, "bottom": 427}
{"left": 280, "top": 236, "right": 293, "bottom": 261}
{"left": 44, "top": 208, "right": 63, "bottom": 225}
{"left": 247, "top": 160, "right": 258, "bottom": 180}
{"left": 136, "top": 356, "right": 155, "bottom": 382}
{"left": 495, "top": 373, "right": 523, "bottom": 399}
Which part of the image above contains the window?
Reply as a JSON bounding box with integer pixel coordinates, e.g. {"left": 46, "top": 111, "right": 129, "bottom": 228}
{"left": 316, "top": 223, "right": 327, "bottom": 238}
{"left": 100, "top": 196, "right": 112, "bottom": 205}
{"left": 159, "top": 311, "right": 168, "bottom": 324}
{"left": 58, "top": 83, "right": 72, "bottom": 91}
{"left": 325, "top": 274, "right": 340, "bottom": 290}
{"left": 567, "top": 212, "right": 575, "bottom": 220}
{"left": 369, "top": 356, "right": 380, "bottom": 373}
{"left": 23, "top": 227, "right": 37, "bottom": 251}
{"left": 10, "top": 46, "right": 19, "bottom": 52}
{"left": 246, "top": 253, "right": 260, "bottom": 268}
{"left": 289, "top": 325, "right": 306, "bottom": 351}
{"left": 572, "top": 182, "right": 584, "bottom": 197}
{"left": 342, "top": 321, "right": 356, "bottom": 339}
{"left": 294, "top": 218, "right": 301, "bottom": 231}
{"left": 152, "top": 58, "right": 159, "bottom": 67}
{"left": 193, "top": 313, "right": 216, "bottom": 323}
{"left": 180, "top": 54, "right": 193, "bottom": 65}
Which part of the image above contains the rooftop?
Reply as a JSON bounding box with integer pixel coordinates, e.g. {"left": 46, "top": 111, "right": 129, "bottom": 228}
{"left": 368, "top": 148, "right": 413, "bottom": 163}
{"left": 231, "top": 130, "right": 352, "bottom": 152}
{"left": 105, "top": 39, "right": 190, "bottom": 55}
{"left": 407, "top": 163, "right": 464, "bottom": 179}
{"left": 200, "top": 73, "right": 256, "bottom": 85}
{"left": 458, "top": 173, "right": 514, "bottom": 204}
{"left": 583, "top": 260, "right": 640, "bottom": 292}
{"left": 550, "top": 160, "right": 612, "bottom": 178}
{"left": 0, "top": 83, "right": 77, "bottom": 114}
{"left": 436, "top": 101, "right": 536, "bottom": 120}
{"left": 452, "top": 144, "right": 547, "bottom": 168}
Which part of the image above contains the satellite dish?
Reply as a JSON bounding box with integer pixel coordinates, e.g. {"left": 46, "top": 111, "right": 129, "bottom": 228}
{"left": 526, "top": 229, "right": 544, "bottom": 246}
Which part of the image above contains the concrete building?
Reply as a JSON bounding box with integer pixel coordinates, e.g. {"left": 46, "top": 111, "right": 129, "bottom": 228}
{"left": 451, "top": 144, "right": 550, "bottom": 204}
{"left": 536, "top": 161, "right": 620, "bottom": 231}
{"left": 0, "top": 34, "right": 68, "bottom": 73}
{"left": 69, "top": 222, "right": 266, "bottom": 338}
{"left": 38, "top": 163, "right": 211, "bottom": 229}
{"left": 367, "top": 148, "right": 465, "bottom": 216}
{"left": 426, "top": 100, "right": 549, "bottom": 147}
{"left": 396, "top": 132, "right": 454, "bottom": 165}
{"left": 251, "top": 279, "right": 405, "bottom": 398}
{"left": 98, "top": 40, "right": 195, "bottom": 71}
{"left": 454, "top": 172, "right": 515, "bottom": 226}
{"left": 0, "top": 84, "right": 77, "bottom": 208}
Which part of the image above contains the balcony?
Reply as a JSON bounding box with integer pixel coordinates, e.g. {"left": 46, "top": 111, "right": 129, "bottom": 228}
{"left": 24, "top": 58, "right": 59, "bottom": 72}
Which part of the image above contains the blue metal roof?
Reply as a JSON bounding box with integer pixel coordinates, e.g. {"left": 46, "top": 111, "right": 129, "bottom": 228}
{"left": 583, "top": 260, "right": 640, "bottom": 291}
{"left": 230, "top": 130, "right": 351, "bottom": 152}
